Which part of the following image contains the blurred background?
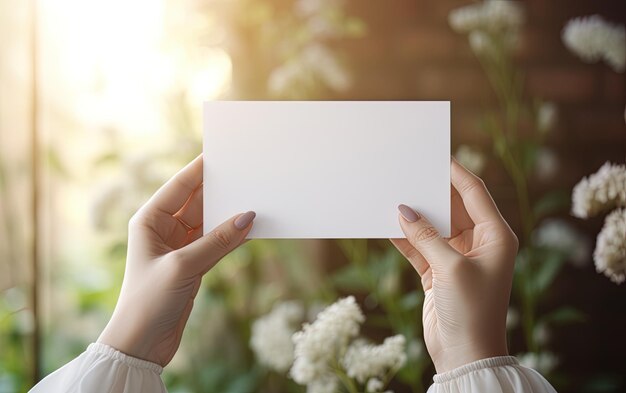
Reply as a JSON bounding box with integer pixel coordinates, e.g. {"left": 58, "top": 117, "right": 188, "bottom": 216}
{"left": 0, "top": 0, "right": 625, "bottom": 392}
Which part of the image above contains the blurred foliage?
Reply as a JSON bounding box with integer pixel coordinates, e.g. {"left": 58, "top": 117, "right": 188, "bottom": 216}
{"left": 1, "top": 0, "right": 614, "bottom": 392}
{"left": 450, "top": 1, "right": 594, "bottom": 390}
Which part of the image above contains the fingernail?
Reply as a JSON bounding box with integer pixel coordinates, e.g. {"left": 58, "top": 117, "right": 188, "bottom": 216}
{"left": 234, "top": 211, "right": 256, "bottom": 230}
{"left": 398, "top": 204, "right": 420, "bottom": 222}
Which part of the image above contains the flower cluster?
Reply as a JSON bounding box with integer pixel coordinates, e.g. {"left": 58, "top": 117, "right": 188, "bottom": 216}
{"left": 290, "top": 296, "right": 364, "bottom": 392}
{"left": 518, "top": 351, "right": 559, "bottom": 375}
{"left": 594, "top": 208, "right": 626, "bottom": 284}
{"left": 279, "top": 296, "right": 407, "bottom": 393}
{"left": 250, "top": 301, "right": 305, "bottom": 372}
{"left": 342, "top": 335, "right": 407, "bottom": 384}
{"left": 269, "top": 44, "right": 351, "bottom": 96}
{"left": 562, "top": 15, "right": 626, "bottom": 73}
{"left": 448, "top": 0, "right": 525, "bottom": 54}
{"left": 448, "top": 0, "right": 524, "bottom": 33}
{"left": 571, "top": 162, "right": 626, "bottom": 219}
{"left": 537, "top": 102, "right": 558, "bottom": 134}
{"left": 572, "top": 162, "right": 626, "bottom": 284}
{"left": 533, "top": 219, "right": 590, "bottom": 267}
{"left": 267, "top": 0, "right": 364, "bottom": 97}
{"left": 454, "top": 145, "right": 486, "bottom": 175}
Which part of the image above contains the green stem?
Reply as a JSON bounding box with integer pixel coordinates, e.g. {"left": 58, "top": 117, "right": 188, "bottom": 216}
{"left": 476, "top": 43, "right": 538, "bottom": 354}
{"left": 334, "top": 366, "right": 358, "bottom": 393}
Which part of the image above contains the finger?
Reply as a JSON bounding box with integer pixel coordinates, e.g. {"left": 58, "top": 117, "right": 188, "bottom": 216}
{"left": 389, "top": 238, "right": 430, "bottom": 277}
{"left": 397, "top": 204, "right": 461, "bottom": 266}
{"left": 145, "top": 155, "right": 203, "bottom": 215}
{"left": 174, "top": 186, "right": 203, "bottom": 230}
{"left": 451, "top": 158, "right": 504, "bottom": 225}
{"left": 450, "top": 183, "right": 474, "bottom": 236}
{"left": 175, "top": 211, "right": 256, "bottom": 276}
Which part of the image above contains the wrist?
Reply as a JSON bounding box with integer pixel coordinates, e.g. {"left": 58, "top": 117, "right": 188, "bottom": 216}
{"left": 432, "top": 340, "right": 509, "bottom": 374}
{"left": 97, "top": 310, "right": 156, "bottom": 364}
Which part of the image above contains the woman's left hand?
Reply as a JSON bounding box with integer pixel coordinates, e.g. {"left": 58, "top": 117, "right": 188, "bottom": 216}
{"left": 97, "top": 155, "right": 256, "bottom": 366}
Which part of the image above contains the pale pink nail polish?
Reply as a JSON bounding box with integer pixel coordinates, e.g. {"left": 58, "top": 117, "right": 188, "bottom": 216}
{"left": 234, "top": 211, "right": 256, "bottom": 230}
{"left": 398, "top": 204, "right": 420, "bottom": 222}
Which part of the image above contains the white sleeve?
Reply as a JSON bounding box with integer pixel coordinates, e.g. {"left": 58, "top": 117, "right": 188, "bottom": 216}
{"left": 427, "top": 356, "right": 557, "bottom": 393}
{"left": 29, "top": 343, "right": 167, "bottom": 393}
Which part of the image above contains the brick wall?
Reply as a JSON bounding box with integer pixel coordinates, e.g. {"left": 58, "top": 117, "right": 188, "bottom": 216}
{"left": 331, "top": 1, "right": 626, "bottom": 391}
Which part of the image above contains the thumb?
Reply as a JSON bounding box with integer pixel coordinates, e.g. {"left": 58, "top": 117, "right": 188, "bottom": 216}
{"left": 397, "top": 204, "right": 460, "bottom": 268}
{"left": 176, "top": 211, "right": 256, "bottom": 275}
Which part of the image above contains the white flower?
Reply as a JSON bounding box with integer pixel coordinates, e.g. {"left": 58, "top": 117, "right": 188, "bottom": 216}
{"left": 295, "top": 0, "right": 343, "bottom": 17}
{"left": 341, "top": 335, "right": 407, "bottom": 384}
{"left": 301, "top": 44, "right": 351, "bottom": 91}
{"left": 469, "top": 31, "right": 495, "bottom": 54}
{"left": 572, "top": 162, "right": 626, "bottom": 218}
{"left": 407, "top": 338, "right": 424, "bottom": 361}
{"left": 534, "top": 148, "right": 559, "bottom": 182}
{"left": 305, "top": 376, "right": 339, "bottom": 393}
{"left": 268, "top": 44, "right": 350, "bottom": 96}
{"left": 366, "top": 378, "right": 384, "bottom": 392}
{"left": 533, "top": 323, "right": 550, "bottom": 346}
{"left": 454, "top": 145, "right": 486, "bottom": 175}
{"left": 562, "top": 15, "right": 626, "bottom": 73}
{"left": 290, "top": 296, "right": 364, "bottom": 387}
{"left": 268, "top": 60, "right": 303, "bottom": 97}
{"left": 250, "top": 301, "right": 304, "bottom": 372}
{"left": 449, "top": 0, "right": 525, "bottom": 34}
{"left": 14, "top": 309, "right": 35, "bottom": 335}
{"left": 537, "top": 102, "right": 558, "bottom": 133}
{"left": 594, "top": 208, "right": 626, "bottom": 284}
{"left": 533, "top": 219, "right": 591, "bottom": 267}
{"left": 518, "top": 352, "right": 558, "bottom": 374}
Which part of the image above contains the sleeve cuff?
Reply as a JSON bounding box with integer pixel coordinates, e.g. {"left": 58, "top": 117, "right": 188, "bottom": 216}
{"left": 88, "top": 342, "right": 163, "bottom": 375}
{"left": 432, "top": 356, "right": 519, "bottom": 383}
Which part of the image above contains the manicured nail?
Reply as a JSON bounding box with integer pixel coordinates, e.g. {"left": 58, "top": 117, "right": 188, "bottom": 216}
{"left": 398, "top": 204, "right": 420, "bottom": 222}
{"left": 234, "top": 211, "right": 256, "bottom": 230}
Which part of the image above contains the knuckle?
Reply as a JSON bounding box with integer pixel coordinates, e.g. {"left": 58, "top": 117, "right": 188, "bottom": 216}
{"left": 412, "top": 226, "right": 439, "bottom": 244}
{"left": 209, "top": 229, "right": 232, "bottom": 250}
{"left": 464, "top": 177, "right": 485, "bottom": 193}
{"left": 405, "top": 247, "right": 422, "bottom": 261}
{"left": 128, "top": 212, "right": 145, "bottom": 229}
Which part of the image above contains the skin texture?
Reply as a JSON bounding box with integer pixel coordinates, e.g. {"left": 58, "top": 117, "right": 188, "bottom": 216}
{"left": 97, "top": 155, "right": 254, "bottom": 366}
{"left": 390, "top": 159, "right": 519, "bottom": 374}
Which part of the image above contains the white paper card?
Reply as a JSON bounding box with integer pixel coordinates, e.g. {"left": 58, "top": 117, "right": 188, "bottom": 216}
{"left": 203, "top": 101, "right": 450, "bottom": 239}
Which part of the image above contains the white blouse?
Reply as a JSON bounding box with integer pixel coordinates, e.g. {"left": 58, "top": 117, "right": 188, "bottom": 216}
{"left": 30, "top": 343, "right": 557, "bottom": 392}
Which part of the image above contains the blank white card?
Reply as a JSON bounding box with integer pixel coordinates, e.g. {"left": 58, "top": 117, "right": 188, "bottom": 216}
{"left": 203, "top": 101, "right": 450, "bottom": 239}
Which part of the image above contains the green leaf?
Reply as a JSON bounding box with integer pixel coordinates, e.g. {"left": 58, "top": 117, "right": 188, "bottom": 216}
{"left": 520, "top": 142, "right": 538, "bottom": 175}
{"left": 330, "top": 264, "right": 369, "bottom": 291}
{"left": 541, "top": 306, "right": 586, "bottom": 326}
{"left": 93, "top": 152, "right": 120, "bottom": 166}
{"left": 225, "top": 370, "right": 260, "bottom": 393}
{"left": 108, "top": 241, "right": 128, "bottom": 261}
{"left": 399, "top": 291, "right": 423, "bottom": 311}
{"left": 533, "top": 250, "right": 566, "bottom": 295}
{"left": 344, "top": 17, "right": 367, "bottom": 37}
{"left": 46, "top": 146, "right": 71, "bottom": 178}
{"left": 581, "top": 374, "right": 624, "bottom": 392}
{"left": 533, "top": 190, "right": 570, "bottom": 218}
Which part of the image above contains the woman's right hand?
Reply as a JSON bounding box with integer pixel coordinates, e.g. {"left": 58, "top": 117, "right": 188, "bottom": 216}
{"left": 390, "top": 159, "right": 519, "bottom": 374}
